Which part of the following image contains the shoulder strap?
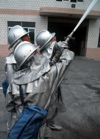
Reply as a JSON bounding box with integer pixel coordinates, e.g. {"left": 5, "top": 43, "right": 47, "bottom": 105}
{"left": 19, "top": 85, "right": 25, "bottom": 106}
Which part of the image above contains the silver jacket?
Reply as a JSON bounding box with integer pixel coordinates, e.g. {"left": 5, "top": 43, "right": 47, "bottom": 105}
{"left": 5, "top": 52, "right": 16, "bottom": 84}
{"left": 5, "top": 53, "right": 50, "bottom": 131}
{"left": 42, "top": 41, "right": 55, "bottom": 59}
{"left": 42, "top": 40, "right": 69, "bottom": 114}
{"left": 6, "top": 49, "right": 74, "bottom": 131}
{"left": 5, "top": 40, "right": 22, "bottom": 85}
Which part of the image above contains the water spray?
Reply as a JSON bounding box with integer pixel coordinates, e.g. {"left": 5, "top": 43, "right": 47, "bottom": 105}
{"left": 65, "top": 0, "right": 98, "bottom": 43}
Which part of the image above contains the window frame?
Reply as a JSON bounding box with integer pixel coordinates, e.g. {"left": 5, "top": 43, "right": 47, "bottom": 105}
{"left": 98, "top": 29, "right": 100, "bottom": 48}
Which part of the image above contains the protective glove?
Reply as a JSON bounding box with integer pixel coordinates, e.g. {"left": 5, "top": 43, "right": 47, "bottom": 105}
{"left": 50, "top": 50, "right": 61, "bottom": 66}
{"left": 50, "top": 42, "right": 64, "bottom": 66}
{"left": 51, "top": 42, "right": 64, "bottom": 58}
{"left": 57, "top": 41, "right": 68, "bottom": 49}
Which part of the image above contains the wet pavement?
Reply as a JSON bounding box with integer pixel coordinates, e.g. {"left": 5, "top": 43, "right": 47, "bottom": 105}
{"left": 0, "top": 56, "right": 100, "bottom": 139}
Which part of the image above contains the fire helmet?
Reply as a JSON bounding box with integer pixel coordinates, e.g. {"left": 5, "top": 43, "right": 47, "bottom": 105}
{"left": 14, "top": 41, "right": 38, "bottom": 70}
{"left": 36, "top": 30, "right": 55, "bottom": 52}
{"left": 8, "top": 25, "right": 29, "bottom": 49}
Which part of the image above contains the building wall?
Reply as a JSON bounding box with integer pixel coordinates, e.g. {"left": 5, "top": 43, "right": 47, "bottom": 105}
{"left": 0, "top": 0, "right": 99, "bottom": 11}
{"left": 0, "top": 0, "right": 100, "bottom": 59}
{"left": 87, "top": 19, "right": 100, "bottom": 49}
{"left": 86, "top": 19, "right": 100, "bottom": 59}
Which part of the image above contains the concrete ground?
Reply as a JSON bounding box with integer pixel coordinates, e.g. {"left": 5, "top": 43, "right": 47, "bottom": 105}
{"left": 0, "top": 57, "right": 7, "bottom": 139}
{"left": 0, "top": 56, "right": 100, "bottom": 139}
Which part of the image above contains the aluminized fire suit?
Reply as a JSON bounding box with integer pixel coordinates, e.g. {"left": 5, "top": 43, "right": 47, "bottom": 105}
{"left": 5, "top": 51, "right": 17, "bottom": 133}
{"left": 6, "top": 49, "right": 74, "bottom": 138}
{"left": 38, "top": 40, "right": 69, "bottom": 138}
{"left": 5, "top": 25, "right": 31, "bottom": 133}
{"left": 5, "top": 41, "right": 23, "bottom": 133}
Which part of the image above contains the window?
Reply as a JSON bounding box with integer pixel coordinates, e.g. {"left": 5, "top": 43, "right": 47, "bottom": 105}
{"left": 56, "top": 0, "right": 62, "bottom": 1}
{"left": 71, "top": 4, "right": 76, "bottom": 8}
{"left": 8, "top": 21, "right": 35, "bottom": 27}
{"left": 28, "top": 29, "right": 35, "bottom": 44}
{"left": 8, "top": 21, "right": 35, "bottom": 44}
{"left": 70, "top": 0, "right": 77, "bottom": 2}
{"left": 78, "top": 0, "right": 83, "bottom": 2}
{"left": 63, "top": 0, "right": 83, "bottom": 2}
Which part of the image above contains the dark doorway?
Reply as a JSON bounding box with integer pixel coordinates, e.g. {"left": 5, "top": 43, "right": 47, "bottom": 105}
{"left": 48, "top": 17, "right": 87, "bottom": 56}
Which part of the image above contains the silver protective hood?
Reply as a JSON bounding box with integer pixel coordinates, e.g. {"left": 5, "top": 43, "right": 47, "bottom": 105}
{"left": 13, "top": 53, "right": 51, "bottom": 84}
{"left": 42, "top": 41, "right": 56, "bottom": 59}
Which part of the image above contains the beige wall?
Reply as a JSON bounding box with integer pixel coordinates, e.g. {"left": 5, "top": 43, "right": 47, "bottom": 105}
{"left": 0, "top": 0, "right": 100, "bottom": 59}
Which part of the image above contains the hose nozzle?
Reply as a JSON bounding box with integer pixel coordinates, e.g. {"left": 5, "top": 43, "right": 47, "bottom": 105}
{"left": 65, "top": 31, "right": 74, "bottom": 43}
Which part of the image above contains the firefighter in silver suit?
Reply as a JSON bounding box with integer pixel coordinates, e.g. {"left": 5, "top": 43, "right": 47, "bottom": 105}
{"left": 36, "top": 30, "right": 68, "bottom": 126}
{"left": 5, "top": 25, "right": 31, "bottom": 133}
{"left": 6, "top": 40, "right": 74, "bottom": 138}
{"left": 36, "top": 30, "right": 74, "bottom": 139}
